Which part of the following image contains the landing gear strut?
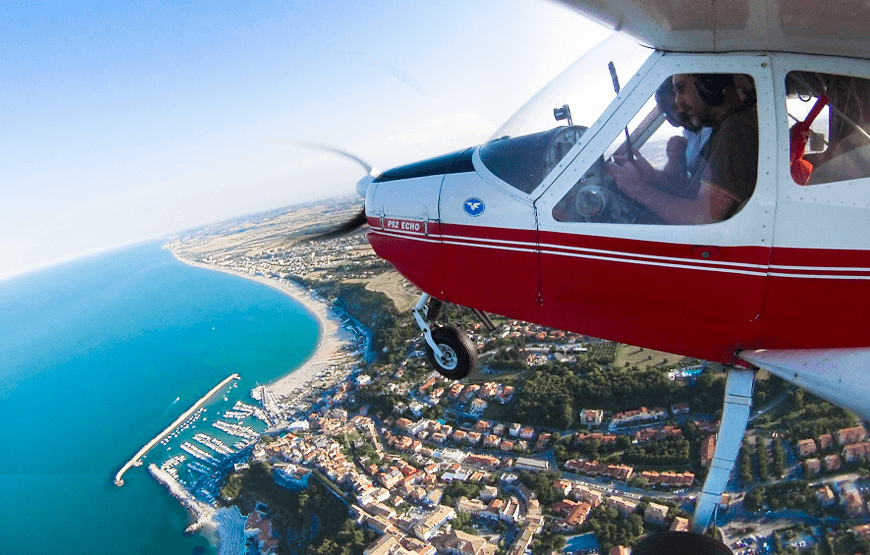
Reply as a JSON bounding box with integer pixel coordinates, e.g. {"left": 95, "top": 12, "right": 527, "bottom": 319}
{"left": 692, "top": 365, "right": 755, "bottom": 534}
{"left": 413, "top": 293, "right": 478, "bottom": 380}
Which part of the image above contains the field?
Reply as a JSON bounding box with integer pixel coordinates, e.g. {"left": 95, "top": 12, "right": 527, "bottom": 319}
{"left": 614, "top": 344, "right": 693, "bottom": 369}
{"left": 351, "top": 270, "right": 420, "bottom": 312}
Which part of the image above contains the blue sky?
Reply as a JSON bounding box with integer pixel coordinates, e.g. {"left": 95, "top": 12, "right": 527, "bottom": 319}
{"left": 0, "top": 0, "right": 610, "bottom": 279}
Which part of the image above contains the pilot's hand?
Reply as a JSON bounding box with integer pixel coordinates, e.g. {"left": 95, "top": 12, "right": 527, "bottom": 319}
{"left": 666, "top": 136, "right": 688, "bottom": 161}
{"left": 610, "top": 148, "right": 654, "bottom": 180}
{"left": 606, "top": 156, "right": 644, "bottom": 195}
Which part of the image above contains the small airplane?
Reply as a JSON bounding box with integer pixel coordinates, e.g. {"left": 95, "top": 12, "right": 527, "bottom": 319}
{"left": 309, "top": 0, "right": 870, "bottom": 546}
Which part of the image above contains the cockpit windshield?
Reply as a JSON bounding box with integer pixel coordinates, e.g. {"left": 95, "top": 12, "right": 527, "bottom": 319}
{"left": 479, "top": 34, "right": 652, "bottom": 193}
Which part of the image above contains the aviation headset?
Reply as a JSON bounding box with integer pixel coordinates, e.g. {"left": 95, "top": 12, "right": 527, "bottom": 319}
{"left": 694, "top": 74, "right": 735, "bottom": 107}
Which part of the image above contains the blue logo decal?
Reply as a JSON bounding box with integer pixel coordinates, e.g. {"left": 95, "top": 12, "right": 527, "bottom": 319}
{"left": 463, "top": 197, "right": 485, "bottom": 217}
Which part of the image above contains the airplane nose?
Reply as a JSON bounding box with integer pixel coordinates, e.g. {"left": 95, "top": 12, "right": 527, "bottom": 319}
{"left": 356, "top": 174, "right": 375, "bottom": 199}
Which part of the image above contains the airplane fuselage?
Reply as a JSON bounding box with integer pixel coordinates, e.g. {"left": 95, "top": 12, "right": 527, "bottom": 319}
{"left": 365, "top": 49, "right": 870, "bottom": 366}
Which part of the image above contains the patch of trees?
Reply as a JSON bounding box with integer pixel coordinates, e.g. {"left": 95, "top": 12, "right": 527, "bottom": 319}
{"left": 572, "top": 365, "right": 683, "bottom": 412}
{"left": 755, "top": 440, "right": 770, "bottom": 481}
{"left": 450, "top": 511, "right": 476, "bottom": 535}
{"left": 685, "top": 370, "right": 727, "bottom": 415}
{"left": 752, "top": 375, "right": 788, "bottom": 406}
{"left": 218, "top": 463, "right": 375, "bottom": 555}
{"left": 295, "top": 278, "right": 417, "bottom": 363}
{"left": 582, "top": 506, "right": 645, "bottom": 553}
{"left": 481, "top": 336, "right": 525, "bottom": 353}
{"left": 516, "top": 470, "right": 563, "bottom": 507}
{"left": 585, "top": 342, "right": 619, "bottom": 364}
{"left": 622, "top": 438, "right": 690, "bottom": 466}
{"left": 441, "top": 480, "right": 483, "bottom": 507}
{"left": 352, "top": 383, "right": 404, "bottom": 416}
{"left": 352, "top": 442, "right": 380, "bottom": 464}
{"left": 488, "top": 347, "right": 530, "bottom": 371}
{"left": 742, "top": 480, "right": 822, "bottom": 516}
{"left": 755, "top": 391, "right": 855, "bottom": 440}
{"left": 743, "top": 485, "right": 765, "bottom": 512}
{"left": 771, "top": 438, "right": 786, "bottom": 478}
{"left": 512, "top": 364, "right": 727, "bottom": 429}
{"left": 572, "top": 435, "right": 632, "bottom": 460}
{"left": 531, "top": 531, "right": 567, "bottom": 555}
{"left": 513, "top": 369, "right": 577, "bottom": 429}
{"left": 431, "top": 302, "right": 478, "bottom": 329}
{"left": 739, "top": 440, "right": 755, "bottom": 483}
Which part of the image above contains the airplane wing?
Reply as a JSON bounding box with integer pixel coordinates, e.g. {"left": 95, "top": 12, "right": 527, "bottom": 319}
{"left": 549, "top": 0, "right": 870, "bottom": 59}
{"left": 739, "top": 348, "right": 870, "bottom": 422}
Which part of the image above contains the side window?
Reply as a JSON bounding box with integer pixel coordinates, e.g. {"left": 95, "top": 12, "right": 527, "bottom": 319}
{"left": 786, "top": 71, "right": 870, "bottom": 185}
{"left": 553, "top": 73, "right": 758, "bottom": 225}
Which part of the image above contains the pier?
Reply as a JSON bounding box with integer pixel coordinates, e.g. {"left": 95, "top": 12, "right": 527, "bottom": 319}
{"left": 114, "top": 373, "right": 240, "bottom": 486}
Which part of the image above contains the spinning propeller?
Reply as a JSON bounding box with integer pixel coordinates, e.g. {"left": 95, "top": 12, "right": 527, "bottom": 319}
{"left": 271, "top": 139, "right": 378, "bottom": 238}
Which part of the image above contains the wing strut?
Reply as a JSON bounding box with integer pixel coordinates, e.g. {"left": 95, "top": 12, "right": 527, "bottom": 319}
{"left": 692, "top": 368, "right": 755, "bottom": 533}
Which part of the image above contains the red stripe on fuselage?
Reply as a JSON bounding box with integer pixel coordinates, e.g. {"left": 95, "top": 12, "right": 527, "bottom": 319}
{"left": 367, "top": 220, "right": 870, "bottom": 362}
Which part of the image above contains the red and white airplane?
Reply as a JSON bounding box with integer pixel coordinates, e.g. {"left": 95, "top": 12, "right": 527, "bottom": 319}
{"left": 348, "top": 0, "right": 870, "bottom": 540}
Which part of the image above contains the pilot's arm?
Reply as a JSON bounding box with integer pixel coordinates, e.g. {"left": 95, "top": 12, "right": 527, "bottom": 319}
{"left": 607, "top": 161, "right": 737, "bottom": 224}
{"left": 617, "top": 138, "right": 691, "bottom": 195}
{"left": 609, "top": 107, "right": 756, "bottom": 224}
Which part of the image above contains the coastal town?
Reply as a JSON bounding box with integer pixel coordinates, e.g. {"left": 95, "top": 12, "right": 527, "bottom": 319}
{"left": 153, "top": 199, "right": 870, "bottom": 555}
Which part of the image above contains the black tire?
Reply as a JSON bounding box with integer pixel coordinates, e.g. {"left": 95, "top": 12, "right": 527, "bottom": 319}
{"left": 424, "top": 326, "right": 477, "bottom": 380}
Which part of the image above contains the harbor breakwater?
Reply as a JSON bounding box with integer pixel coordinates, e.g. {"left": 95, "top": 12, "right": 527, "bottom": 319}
{"left": 148, "top": 464, "right": 213, "bottom": 534}
{"left": 115, "top": 373, "right": 241, "bottom": 486}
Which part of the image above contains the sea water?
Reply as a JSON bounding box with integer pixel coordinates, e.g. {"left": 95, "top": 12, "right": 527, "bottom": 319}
{"left": 0, "top": 242, "right": 320, "bottom": 555}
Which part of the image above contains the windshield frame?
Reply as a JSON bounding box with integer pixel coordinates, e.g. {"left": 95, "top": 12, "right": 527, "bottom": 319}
{"left": 529, "top": 49, "right": 661, "bottom": 201}
{"left": 474, "top": 34, "right": 655, "bottom": 199}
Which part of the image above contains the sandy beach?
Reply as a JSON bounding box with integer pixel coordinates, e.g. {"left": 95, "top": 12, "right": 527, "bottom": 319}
{"left": 168, "top": 251, "right": 359, "bottom": 400}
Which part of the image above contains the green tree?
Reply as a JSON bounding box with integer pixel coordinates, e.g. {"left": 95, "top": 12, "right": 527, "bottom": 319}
{"left": 744, "top": 486, "right": 765, "bottom": 512}
{"left": 451, "top": 511, "right": 475, "bottom": 534}
{"left": 772, "top": 438, "right": 786, "bottom": 478}
{"left": 756, "top": 440, "right": 769, "bottom": 481}
{"left": 740, "top": 440, "right": 755, "bottom": 483}
{"left": 532, "top": 531, "right": 567, "bottom": 554}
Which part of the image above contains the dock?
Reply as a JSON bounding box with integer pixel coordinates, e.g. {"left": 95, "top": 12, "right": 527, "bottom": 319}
{"left": 114, "top": 373, "right": 240, "bottom": 486}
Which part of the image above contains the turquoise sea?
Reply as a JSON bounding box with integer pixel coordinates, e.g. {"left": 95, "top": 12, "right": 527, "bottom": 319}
{"left": 0, "top": 242, "right": 320, "bottom": 555}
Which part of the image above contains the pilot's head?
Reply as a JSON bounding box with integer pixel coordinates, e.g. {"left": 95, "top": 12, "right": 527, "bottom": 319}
{"left": 656, "top": 79, "right": 680, "bottom": 125}
{"left": 657, "top": 78, "right": 702, "bottom": 133}
{"left": 673, "top": 73, "right": 737, "bottom": 128}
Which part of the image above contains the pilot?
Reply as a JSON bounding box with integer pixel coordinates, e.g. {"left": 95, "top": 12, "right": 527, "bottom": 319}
{"left": 626, "top": 79, "right": 713, "bottom": 198}
{"left": 607, "top": 73, "right": 758, "bottom": 224}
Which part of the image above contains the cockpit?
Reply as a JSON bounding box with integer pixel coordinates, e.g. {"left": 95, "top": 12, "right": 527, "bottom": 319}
{"left": 475, "top": 36, "right": 765, "bottom": 226}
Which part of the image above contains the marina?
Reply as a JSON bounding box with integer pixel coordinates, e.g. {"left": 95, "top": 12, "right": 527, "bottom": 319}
{"left": 114, "top": 373, "right": 240, "bottom": 486}
{"left": 193, "top": 433, "right": 234, "bottom": 456}
{"left": 180, "top": 441, "right": 219, "bottom": 465}
{"left": 222, "top": 410, "right": 249, "bottom": 420}
{"left": 187, "top": 461, "right": 213, "bottom": 475}
{"left": 212, "top": 419, "right": 259, "bottom": 441}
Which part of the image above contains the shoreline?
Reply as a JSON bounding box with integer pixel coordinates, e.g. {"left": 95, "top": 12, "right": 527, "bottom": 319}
{"left": 164, "top": 246, "right": 366, "bottom": 553}
{"left": 166, "top": 250, "right": 359, "bottom": 401}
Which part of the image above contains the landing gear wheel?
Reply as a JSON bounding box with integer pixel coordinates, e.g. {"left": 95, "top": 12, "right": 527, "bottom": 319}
{"left": 425, "top": 326, "right": 477, "bottom": 380}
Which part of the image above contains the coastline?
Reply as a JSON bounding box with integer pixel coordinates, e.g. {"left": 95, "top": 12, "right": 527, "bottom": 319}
{"left": 167, "top": 250, "right": 359, "bottom": 402}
